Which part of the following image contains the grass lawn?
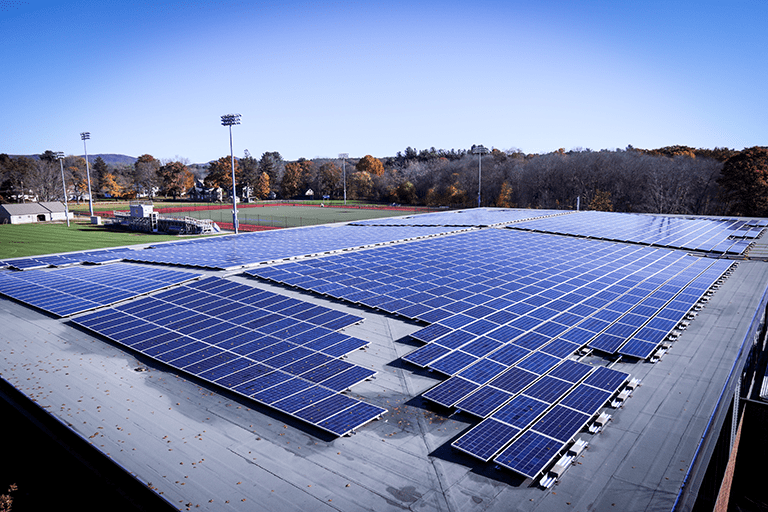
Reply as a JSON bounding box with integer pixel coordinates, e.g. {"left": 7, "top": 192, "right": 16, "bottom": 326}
{"left": 0, "top": 221, "right": 205, "bottom": 259}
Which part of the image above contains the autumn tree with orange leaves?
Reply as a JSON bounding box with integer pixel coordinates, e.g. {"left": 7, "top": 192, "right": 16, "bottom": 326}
{"left": 204, "top": 156, "right": 240, "bottom": 194}
{"left": 356, "top": 155, "right": 385, "bottom": 176}
{"left": 159, "top": 161, "right": 195, "bottom": 199}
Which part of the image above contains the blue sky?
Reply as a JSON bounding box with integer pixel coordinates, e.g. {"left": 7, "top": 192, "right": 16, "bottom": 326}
{"left": 1, "top": 0, "right": 766, "bottom": 163}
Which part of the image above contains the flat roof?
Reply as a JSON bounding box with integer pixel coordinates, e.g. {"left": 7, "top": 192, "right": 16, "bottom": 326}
{"left": 1, "top": 220, "right": 767, "bottom": 511}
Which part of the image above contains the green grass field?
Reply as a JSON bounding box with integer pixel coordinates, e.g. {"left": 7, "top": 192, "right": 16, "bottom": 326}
{"left": 164, "top": 204, "right": 422, "bottom": 228}
{"left": 0, "top": 221, "right": 199, "bottom": 259}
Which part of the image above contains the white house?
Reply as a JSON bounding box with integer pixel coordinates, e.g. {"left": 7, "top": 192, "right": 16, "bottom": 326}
{"left": 0, "top": 202, "right": 72, "bottom": 224}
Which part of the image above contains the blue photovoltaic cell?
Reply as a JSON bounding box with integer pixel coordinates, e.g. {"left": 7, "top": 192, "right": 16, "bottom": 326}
{"left": 488, "top": 367, "right": 539, "bottom": 394}
{"left": 583, "top": 366, "right": 629, "bottom": 392}
{"left": 455, "top": 386, "right": 513, "bottom": 418}
{"left": 184, "top": 351, "right": 239, "bottom": 375}
{"left": 434, "top": 330, "right": 475, "bottom": 349}
{"left": 281, "top": 352, "right": 335, "bottom": 376}
{"left": 422, "top": 377, "right": 480, "bottom": 407}
{"left": 294, "top": 393, "right": 358, "bottom": 423}
{"left": 215, "top": 363, "right": 271, "bottom": 387}
{"left": 516, "top": 352, "right": 562, "bottom": 375}
{"left": 430, "top": 350, "right": 479, "bottom": 375}
{"left": 587, "top": 333, "right": 626, "bottom": 354}
{"left": 461, "top": 337, "right": 503, "bottom": 358}
{"left": 300, "top": 359, "right": 353, "bottom": 384}
{"left": 514, "top": 332, "right": 550, "bottom": 350}
{"left": 319, "top": 401, "right": 386, "bottom": 436}
{"left": 253, "top": 378, "right": 314, "bottom": 404}
{"left": 491, "top": 395, "right": 549, "bottom": 428}
{"left": 531, "top": 405, "right": 590, "bottom": 442}
{"left": 402, "top": 343, "right": 451, "bottom": 367}
{"left": 411, "top": 323, "right": 452, "bottom": 343}
{"left": 487, "top": 325, "right": 526, "bottom": 343}
{"left": 452, "top": 418, "right": 521, "bottom": 461}
{"left": 547, "top": 360, "right": 594, "bottom": 383}
{"left": 560, "top": 384, "right": 612, "bottom": 414}
{"left": 540, "top": 339, "right": 581, "bottom": 358}
{"left": 272, "top": 386, "right": 335, "bottom": 414}
{"left": 494, "top": 430, "right": 565, "bottom": 479}
{"left": 458, "top": 358, "right": 508, "bottom": 385}
{"left": 320, "top": 365, "right": 376, "bottom": 391}
{"left": 233, "top": 370, "right": 293, "bottom": 396}
{"left": 321, "top": 337, "right": 368, "bottom": 358}
{"left": 522, "top": 376, "right": 574, "bottom": 404}
{"left": 618, "top": 339, "right": 658, "bottom": 360}
{"left": 487, "top": 344, "right": 531, "bottom": 366}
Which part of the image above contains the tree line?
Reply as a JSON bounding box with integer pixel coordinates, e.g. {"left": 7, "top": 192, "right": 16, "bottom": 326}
{"left": 1, "top": 145, "right": 766, "bottom": 217}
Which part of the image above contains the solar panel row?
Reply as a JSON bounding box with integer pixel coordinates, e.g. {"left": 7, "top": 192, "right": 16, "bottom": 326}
{"left": 511, "top": 211, "right": 761, "bottom": 255}
{"left": 72, "top": 276, "right": 384, "bottom": 436}
{"left": 1, "top": 248, "right": 137, "bottom": 270}
{"left": 0, "top": 263, "right": 198, "bottom": 317}
{"left": 349, "top": 208, "right": 566, "bottom": 227}
{"left": 122, "top": 225, "right": 468, "bottom": 269}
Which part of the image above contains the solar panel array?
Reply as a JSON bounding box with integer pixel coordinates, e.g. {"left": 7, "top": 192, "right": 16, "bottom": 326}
{"left": 511, "top": 210, "right": 762, "bottom": 255}
{"left": 1, "top": 248, "right": 135, "bottom": 270}
{"left": 122, "top": 225, "right": 468, "bottom": 269}
{"left": 451, "top": 363, "right": 627, "bottom": 476}
{"left": 247, "top": 230, "right": 731, "bottom": 362}
{"left": 244, "top": 227, "right": 733, "bottom": 478}
{"left": 0, "top": 210, "right": 745, "bottom": 478}
{"left": 349, "top": 208, "right": 565, "bottom": 227}
{"left": 72, "top": 276, "right": 385, "bottom": 436}
{"left": 0, "top": 263, "right": 198, "bottom": 316}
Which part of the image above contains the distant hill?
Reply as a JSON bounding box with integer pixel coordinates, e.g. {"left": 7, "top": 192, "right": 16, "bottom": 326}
{"left": 82, "top": 154, "right": 137, "bottom": 166}
{"left": 7, "top": 153, "right": 138, "bottom": 166}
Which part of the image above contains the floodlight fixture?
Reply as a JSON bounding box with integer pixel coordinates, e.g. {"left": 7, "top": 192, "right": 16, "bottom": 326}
{"left": 339, "top": 153, "right": 349, "bottom": 205}
{"left": 55, "top": 152, "right": 70, "bottom": 227}
{"left": 221, "top": 114, "right": 241, "bottom": 233}
{"left": 80, "top": 132, "right": 94, "bottom": 216}
{"left": 472, "top": 144, "right": 490, "bottom": 208}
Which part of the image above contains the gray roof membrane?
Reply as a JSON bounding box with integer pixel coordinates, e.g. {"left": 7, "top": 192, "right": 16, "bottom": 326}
{"left": 1, "top": 220, "right": 767, "bottom": 511}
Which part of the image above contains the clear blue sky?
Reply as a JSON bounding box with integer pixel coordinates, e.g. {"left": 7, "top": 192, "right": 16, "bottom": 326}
{"left": 1, "top": 0, "right": 766, "bottom": 163}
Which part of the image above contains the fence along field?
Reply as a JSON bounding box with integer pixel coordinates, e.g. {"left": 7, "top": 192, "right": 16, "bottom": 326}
{"left": 150, "top": 202, "right": 436, "bottom": 230}
{"left": 69, "top": 202, "right": 436, "bottom": 231}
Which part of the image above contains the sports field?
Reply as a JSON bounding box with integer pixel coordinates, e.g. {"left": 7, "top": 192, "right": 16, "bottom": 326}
{"left": 161, "top": 203, "right": 428, "bottom": 228}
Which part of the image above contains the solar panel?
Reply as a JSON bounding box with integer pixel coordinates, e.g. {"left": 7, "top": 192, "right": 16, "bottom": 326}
{"left": 583, "top": 366, "right": 629, "bottom": 392}
{"left": 530, "top": 405, "right": 590, "bottom": 442}
{"left": 455, "top": 386, "right": 513, "bottom": 418}
{"left": 522, "top": 376, "right": 574, "bottom": 404}
{"left": 429, "top": 350, "right": 479, "bottom": 376}
{"left": 491, "top": 395, "right": 550, "bottom": 428}
{"left": 422, "top": 377, "right": 479, "bottom": 407}
{"left": 318, "top": 401, "right": 386, "bottom": 436}
{"left": 559, "top": 384, "right": 612, "bottom": 414}
{"left": 494, "top": 430, "right": 565, "bottom": 479}
{"left": 452, "top": 418, "right": 521, "bottom": 461}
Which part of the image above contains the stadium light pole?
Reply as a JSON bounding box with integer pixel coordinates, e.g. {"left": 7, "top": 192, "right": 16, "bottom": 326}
{"left": 339, "top": 153, "right": 348, "bottom": 205}
{"left": 55, "top": 152, "right": 71, "bottom": 227}
{"left": 80, "top": 132, "right": 94, "bottom": 216}
{"left": 221, "top": 114, "right": 241, "bottom": 234}
{"left": 472, "top": 145, "right": 489, "bottom": 208}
